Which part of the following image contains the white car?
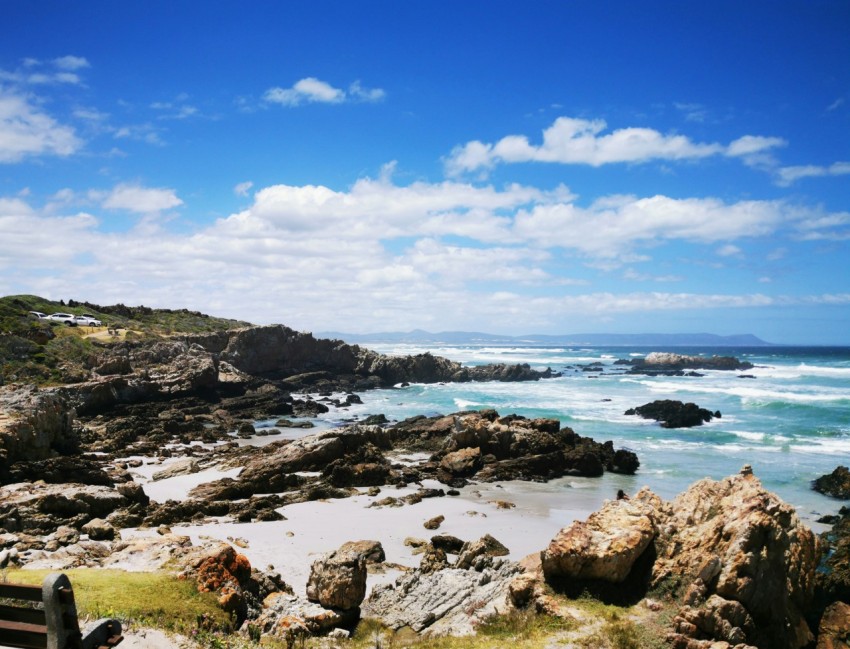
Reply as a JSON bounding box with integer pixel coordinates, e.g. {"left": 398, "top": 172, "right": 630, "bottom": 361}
{"left": 75, "top": 314, "right": 103, "bottom": 327}
{"left": 28, "top": 311, "right": 49, "bottom": 320}
{"left": 46, "top": 313, "right": 78, "bottom": 326}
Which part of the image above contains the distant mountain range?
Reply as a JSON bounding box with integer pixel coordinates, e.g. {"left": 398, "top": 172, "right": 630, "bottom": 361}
{"left": 318, "top": 330, "right": 775, "bottom": 347}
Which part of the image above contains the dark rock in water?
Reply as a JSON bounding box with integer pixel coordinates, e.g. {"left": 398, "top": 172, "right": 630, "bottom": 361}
{"left": 622, "top": 351, "right": 754, "bottom": 376}
{"left": 608, "top": 448, "right": 640, "bottom": 474}
{"left": 625, "top": 399, "right": 717, "bottom": 428}
{"left": 424, "top": 410, "right": 638, "bottom": 483}
{"left": 360, "top": 413, "right": 389, "bottom": 426}
{"left": 813, "top": 466, "right": 850, "bottom": 500}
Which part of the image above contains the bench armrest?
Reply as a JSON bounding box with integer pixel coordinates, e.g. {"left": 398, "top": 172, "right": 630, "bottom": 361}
{"left": 82, "top": 618, "right": 123, "bottom": 649}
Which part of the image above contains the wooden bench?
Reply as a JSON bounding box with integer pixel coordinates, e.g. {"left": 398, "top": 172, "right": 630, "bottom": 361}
{"left": 0, "top": 573, "right": 122, "bottom": 649}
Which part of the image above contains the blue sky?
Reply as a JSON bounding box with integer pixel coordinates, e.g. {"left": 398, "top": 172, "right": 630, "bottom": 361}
{"left": 1, "top": 1, "right": 849, "bottom": 344}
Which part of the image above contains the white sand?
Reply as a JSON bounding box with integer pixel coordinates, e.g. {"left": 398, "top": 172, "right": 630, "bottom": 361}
{"left": 124, "top": 473, "right": 627, "bottom": 595}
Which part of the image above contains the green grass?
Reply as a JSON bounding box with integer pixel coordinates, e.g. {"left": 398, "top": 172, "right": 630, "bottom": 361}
{"left": 2, "top": 568, "right": 232, "bottom": 634}
{"left": 0, "top": 294, "right": 250, "bottom": 385}
{"left": 344, "top": 610, "right": 575, "bottom": 649}
{"left": 0, "top": 569, "right": 673, "bottom": 649}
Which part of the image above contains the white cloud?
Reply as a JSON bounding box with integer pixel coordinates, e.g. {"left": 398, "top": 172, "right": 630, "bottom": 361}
{"left": 623, "top": 268, "right": 683, "bottom": 282}
{"left": 0, "top": 89, "right": 82, "bottom": 162}
{"left": 674, "top": 102, "right": 709, "bottom": 123}
{"left": 234, "top": 181, "right": 254, "bottom": 197}
{"left": 264, "top": 78, "right": 345, "bottom": 106}
{"left": 113, "top": 123, "right": 164, "bottom": 146}
{"left": 2, "top": 175, "right": 848, "bottom": 334}
{"left": 445, "top": 116, "right": 785, "bottom": 175}
{"left": 776, "top": 161, "right": 850, "bottom": 186}
{"left": 717, "top": 244, "right": 742, "bottom": 257}
{"left": 348, "top": 80, "right": 386, "bottom": 103}
{"left": 73, "top": 107, "right": 109, "bottom": 121}
{"left": 27, "top": 71, "right": 82, "bottom": 85}
{"left": 102, "top": 183, "right": 183, "bottom": 214}
{"left": 263, "top": 77, "right": 385, "bottom": 107}
{"left": 150, "top": 99, "right": 199, "bottom": 120}
{"left": 512, "top": 195, "right": 790, "bottom": 257}
{"left": 53, "top": 55, "right": 90, "bottom": 71}
{"left": 726, "top": 135, "right": 787, "bottom": 157}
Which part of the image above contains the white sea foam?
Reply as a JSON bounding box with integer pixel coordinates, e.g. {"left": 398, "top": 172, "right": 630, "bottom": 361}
{"left": 730, "top": 430, "right": 766, "bottom": 441}
{"left": 623, "top": 377, "right": 849, "bottom": 405}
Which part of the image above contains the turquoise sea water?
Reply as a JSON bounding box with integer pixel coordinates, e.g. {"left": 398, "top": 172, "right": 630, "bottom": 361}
{"left": 318, "top": 345, "right": 850, "bottom": 528}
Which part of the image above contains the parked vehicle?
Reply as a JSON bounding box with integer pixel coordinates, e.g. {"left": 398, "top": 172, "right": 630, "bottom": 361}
{"left": 46, "top": 313, "right": 78, "bottom": 326}
{"left": 28, "top": 311, "right": 49, "bottom": 320}
{"left": 75, "top": 314, "right": 103, "bottom": 326}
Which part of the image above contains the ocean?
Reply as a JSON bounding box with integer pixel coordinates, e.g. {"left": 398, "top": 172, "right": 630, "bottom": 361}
{"left": 316, "top": 344, "right": 850, "bottom": 530}
{"left": 138, "top": 344, "right": 850, "bottom": 586}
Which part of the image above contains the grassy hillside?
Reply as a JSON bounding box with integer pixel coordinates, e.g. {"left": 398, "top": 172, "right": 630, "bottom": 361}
{"left": 0, "top": 294, "right": 251, "bottom": 386}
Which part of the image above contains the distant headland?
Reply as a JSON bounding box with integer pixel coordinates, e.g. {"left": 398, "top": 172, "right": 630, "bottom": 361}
{"left": 320, "top": 330, "right": 776, "bottom": 347}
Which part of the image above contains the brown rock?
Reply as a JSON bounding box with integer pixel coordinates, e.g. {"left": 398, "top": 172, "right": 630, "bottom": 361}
{"left": 652, "top": 470, "right": 819, "bottom": 649}
{"left": 306, "top": 543, "right": 367, "bottom": 610}
{"left": 439, "top": 447, "right": 481, "bottom": 476}
{"left": 423, "top": 515, "right": 445, "bottom": 530}
{"left": 817, "top": 601, "right": 850, "bottom": 649}
{"left": 81, "top": 518, "right": 115, "bottom": 541}
{"left": 541, "top": 490, "right": 659, "bottom": 583}
{"left": 337, "top": 540, "right": 385, "bottom": 565}
{"left": 455, "top": 534, "right": 510, "bottom": 570}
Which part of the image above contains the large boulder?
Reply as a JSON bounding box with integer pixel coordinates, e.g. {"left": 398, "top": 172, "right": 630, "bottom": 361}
{"left": 539, "top": 467, "right": 819, "bottom": 649}
{"left": 655, "top": 467, "right": 819, "bottom": 649}
{"left": 541, "top": 488, "right": 661, "bottom": 583}
{"left": 305, "top": 543, "right": 368, "bottom": 611}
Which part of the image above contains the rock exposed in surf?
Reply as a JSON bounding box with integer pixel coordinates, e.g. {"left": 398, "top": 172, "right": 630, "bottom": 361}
{"left": 425, "top": 410, "right": 639, "bottom": 483}
{"left": 813, "top": 465, "right": 850, "bottom": 500}
{"left": 623, "top": 352, "right": 754, "bottom": 376}
{"left": 625, "top": 399, "right": 718, "bottom": 428}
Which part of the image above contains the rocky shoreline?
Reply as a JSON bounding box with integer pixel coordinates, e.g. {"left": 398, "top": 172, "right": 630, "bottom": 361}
{"left": 1, "top": 325, "right": 848, "bottom": 647}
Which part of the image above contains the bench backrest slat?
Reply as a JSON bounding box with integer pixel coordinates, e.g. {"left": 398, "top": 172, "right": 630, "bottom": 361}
{"left": 0, "top": 582, "right": 43, "bottom": 601}
{"left": 0, "top": 619, "right": 49, "bottom": 649}
{"left": 0, "top": 602, "right": 47, "bottom": 625}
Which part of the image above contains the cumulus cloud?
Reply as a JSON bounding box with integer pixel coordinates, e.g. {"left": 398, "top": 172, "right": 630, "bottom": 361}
{"left": 445, "top": 116, "right": 786, "bottom": 175}
{"left": 0, "top": 89, "right": 82, "bottom": 162}
{"left": 512, "top": 195, "right": 791, "bottom": 258}
{"left": 263, "top": 77, "right": 385, "bottom": 107}
{"left": 2, "top": 175, "right": 848, "bottom": 333}
{"left": 102, "top": 183, "right": 183, "bottom": 214}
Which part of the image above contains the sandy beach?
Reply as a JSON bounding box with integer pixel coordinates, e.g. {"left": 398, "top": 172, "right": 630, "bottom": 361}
{"left": 122, "top": 449, "right": 630, "bottom": 592}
